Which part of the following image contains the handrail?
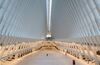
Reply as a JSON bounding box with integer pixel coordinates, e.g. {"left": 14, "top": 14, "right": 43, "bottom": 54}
{"left": 0, "top": 47, "right": 35, "bottom": 61}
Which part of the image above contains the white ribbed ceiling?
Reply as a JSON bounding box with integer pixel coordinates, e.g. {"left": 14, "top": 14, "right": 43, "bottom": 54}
{"left": 0, "top": 0, "right": 46, "bottom": 39}
{"left": 0, "top": 0, "right": 100, "bottom": 43}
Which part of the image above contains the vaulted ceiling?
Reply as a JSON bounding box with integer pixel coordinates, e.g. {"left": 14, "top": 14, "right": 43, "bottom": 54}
{"left": 0, "top": 0, "right": 100, "bottom": 43}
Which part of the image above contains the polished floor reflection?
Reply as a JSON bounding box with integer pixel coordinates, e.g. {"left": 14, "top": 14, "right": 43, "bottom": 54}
{"left": 9, "top": 50, "right": 88, "bottom": 65}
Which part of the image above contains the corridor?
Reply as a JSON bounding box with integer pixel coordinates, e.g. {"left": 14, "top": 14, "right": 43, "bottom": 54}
{"left": 0, "top": 0, "right": 100, "bottom": 65}
{"left": 6, "top": 50, "right": 88, "bottom": 65}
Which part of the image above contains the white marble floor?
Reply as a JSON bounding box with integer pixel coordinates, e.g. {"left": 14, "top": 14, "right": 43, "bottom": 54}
{"left": 9, "top": 50, "right": 88, "bottom": 65}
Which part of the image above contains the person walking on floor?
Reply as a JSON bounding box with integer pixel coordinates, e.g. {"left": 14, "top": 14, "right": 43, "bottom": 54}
{"left": 73, "top": 60, "right": 75, "bottom": 65}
